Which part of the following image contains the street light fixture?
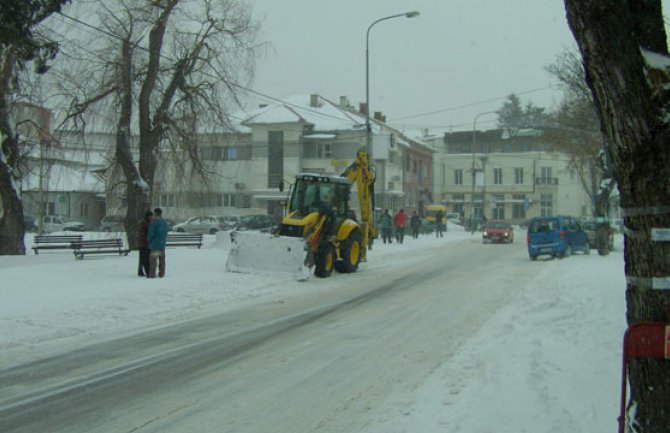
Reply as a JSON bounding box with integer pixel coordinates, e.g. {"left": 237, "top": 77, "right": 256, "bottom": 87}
{"left": 365, "top": 11, "right": 420, "bottom": 158}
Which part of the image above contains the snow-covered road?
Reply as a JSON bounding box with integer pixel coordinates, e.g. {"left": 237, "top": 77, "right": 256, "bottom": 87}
{"left": 0, "top": 227, "right": 627, "bottom": 432}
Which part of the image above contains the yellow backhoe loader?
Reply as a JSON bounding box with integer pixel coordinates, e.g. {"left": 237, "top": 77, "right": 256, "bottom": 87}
{"left": 226, "top": 149, "right": 377, "bottom": 278}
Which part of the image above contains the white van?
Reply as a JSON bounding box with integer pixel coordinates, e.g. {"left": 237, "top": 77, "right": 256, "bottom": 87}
{"left": 40, "top": 215, "right": 86, "bottom": 233}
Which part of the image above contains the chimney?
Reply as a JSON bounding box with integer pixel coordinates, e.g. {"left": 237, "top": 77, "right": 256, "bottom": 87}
{"left": 259, "top": 104, "right": 268, "bottom": 108}
{"left": 374, "top": 111, "right": 386, "bottom": 123}
{"left": 359, "top": 102, "right": 368, "bottom": 115}
{"left": 340, "top": 96, "right": 349, "bottom": 108}
{"left": 310, "top": 94, "right": 319, "bottom": 108}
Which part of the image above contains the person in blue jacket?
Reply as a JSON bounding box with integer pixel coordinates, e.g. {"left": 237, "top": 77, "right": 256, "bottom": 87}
{"left": 148, "top": 207, "right": 169, "bottom": 278}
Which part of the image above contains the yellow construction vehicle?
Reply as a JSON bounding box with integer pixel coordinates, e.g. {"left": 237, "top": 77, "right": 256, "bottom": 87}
{"left": 226, "top": 149, "right": 376, "bottom": 278}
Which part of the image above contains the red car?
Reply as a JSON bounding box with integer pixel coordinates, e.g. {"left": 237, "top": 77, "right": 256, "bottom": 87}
{"left": 482, "top": 221, "right": 514, "bottom": 244}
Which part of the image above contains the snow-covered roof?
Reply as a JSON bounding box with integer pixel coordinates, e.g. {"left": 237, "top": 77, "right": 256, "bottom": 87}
{"left": 303, "top": 133, "right": 337, "bottom": 139}
{"left": 21, "top": 164, "right": 105, "bottom": 193}
{"left": 242, "top": 94, "right": 366, "bottom": 131}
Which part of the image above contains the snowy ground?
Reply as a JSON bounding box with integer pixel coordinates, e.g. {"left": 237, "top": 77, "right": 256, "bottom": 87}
{"left": 1, "top": 225, "right": 627, "bottom": 432}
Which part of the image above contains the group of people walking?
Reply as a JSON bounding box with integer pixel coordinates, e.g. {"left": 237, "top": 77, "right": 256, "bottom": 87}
{"left": 137, "top": 208, "right": 169, "bottom": 278}
{"left": 379, "top": 208, "right": 445, "bottom": 243}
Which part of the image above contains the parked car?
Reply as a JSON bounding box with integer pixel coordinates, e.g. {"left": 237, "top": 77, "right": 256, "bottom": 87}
{"left": 99, "top": 215, "right": 125, "bottom": 232}
{"left": 581, "top": 220, "right": 614, "bottom": 250}
{"left": 482, "top": 221, "right": 514, "bottom": 243}
{"left": 40, "top": 215, "right": 86, "bottom": 233}
{"left": 235, "top": 214, "right": 277, "bottom": 233}
{"left": 220, "top": 215, "right": 242, "bottom": 228}
{"left": 172, "top": 216, "right": 230, "bottom": 234}
{"left": 446, "top": 212, "right": 463, "bottom": 225}
{"left": 526, "top": 215, "right": 590, "bottom": 260}
{"left": 62, "top": 218, "right": 87, "bottom": 231}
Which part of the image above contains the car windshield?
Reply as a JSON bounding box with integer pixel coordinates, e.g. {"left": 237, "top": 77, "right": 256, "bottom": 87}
{"left": 484, "top": 222, "right": 508, "bottom": 228}
{"left": 529, "top": 219, "right": 558, "bottom": 233}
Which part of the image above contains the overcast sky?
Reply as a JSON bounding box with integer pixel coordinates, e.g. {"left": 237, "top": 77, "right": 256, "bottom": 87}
{"left": 246, "top": 0, "right": 579, "bottom": 133}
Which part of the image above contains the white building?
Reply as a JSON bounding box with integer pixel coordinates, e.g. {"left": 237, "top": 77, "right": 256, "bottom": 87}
{"left": 439, "top": 128, "right": 592, "bottom": 223}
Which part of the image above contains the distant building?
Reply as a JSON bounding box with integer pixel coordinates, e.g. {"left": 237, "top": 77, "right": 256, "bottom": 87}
{"left": 440, "top": 128, "right": 592, "bottom": 223}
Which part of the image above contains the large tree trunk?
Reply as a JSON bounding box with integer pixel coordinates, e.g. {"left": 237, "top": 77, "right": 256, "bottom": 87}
{"left": 116, "top": 40, "right": 148, "bottom": 250}
{"left": 0, "top": 48, "right": 26, "bottom": 255}
{"left": 595, "top": 179, "right": 616, "bottom": 256}
{"left": 565, "top": 1, "right": 670, "bottom": 431}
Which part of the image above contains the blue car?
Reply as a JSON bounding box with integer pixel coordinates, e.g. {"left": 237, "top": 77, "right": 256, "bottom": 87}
{"left": 526, "top": 216, "right": 590, "bottom": 260}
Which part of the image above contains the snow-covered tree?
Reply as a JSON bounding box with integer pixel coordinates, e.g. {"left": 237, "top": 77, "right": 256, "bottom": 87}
{"left": 52, "top": 0, "right": 263, "bottom": 248}
{"left": 0, "top": 0, "right": 70, "bottom": 255}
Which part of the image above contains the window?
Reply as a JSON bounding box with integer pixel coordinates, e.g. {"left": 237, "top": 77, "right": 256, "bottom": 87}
{"left": 539, "top": 166, "right": 553, "bottom": 184}
{"left": 159, "top": 193, "right": 175, "bottom": 207}
{"left": 303, "top": 140, "right": 332, "bottom": 158}
{"left": 79, "top": 202, "right": 89, "bottom": 217}
{"left": 268, "top": 131, "right": 284, "bottom": 188}
{"left": 515, "top": 167, "right": 524, "bottom": 184}
{"left": 540, "top": 193, "right": 553, "bottom": 216}
{"left": 223, "top": 193, "right": 237, "bottom": 207}
{"left": 201, "top": 146, "right": 249, "bottom": 161}
{"left": 494, "top": 168, "right": 503, "bottom": 185}
{"left": 492, "top": 194, "right": 505, "bottom": 220}
{"left": 454, "top": 169, "right": 463, "bottom": 185}
{"left": 389, "top": 151, "right": 398, "bottom": 165}
{"left": 44, "top": 202, "right": 55, "bottom": 215}
{"left": 512, "top": 194, "right": 526, "bottom": 219}
{"left": 452, "top": 194, "right": 464, "bottom": 215}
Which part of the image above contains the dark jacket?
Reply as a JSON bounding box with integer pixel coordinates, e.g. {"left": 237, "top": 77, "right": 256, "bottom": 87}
{"left": 148, "top": 217, "right": 168, "bottom": 250}
{"left": 137, "top": 218, "right": 150, "bottom": 249}
{"left": 410, "top": 214, "right": 421, "bottom": 228}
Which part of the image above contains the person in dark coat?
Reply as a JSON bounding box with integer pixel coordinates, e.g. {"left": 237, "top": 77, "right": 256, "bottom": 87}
{"left": 137, "top": 210, "right": 153, "bottom": 277}
{"left": 379, "top": 209, "right": 393, "bottom": 244}
{"left": 410, "top": 211, "right": 421, "bottom": 239}
{"left": 148, "top": 207, "right": 169, "bottom": 278}
{"left": 435, "top": 210, "right": 445, "bottom": 238}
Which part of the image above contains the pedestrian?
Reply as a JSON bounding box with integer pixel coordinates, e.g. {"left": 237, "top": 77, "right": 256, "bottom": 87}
{"left": 394, "top": 209, "right": 407, "bottom": 244}
{"left": 137, "top": 210, "right": 153, "bottom": 277}
{"left": 148, "top": 207, "right": 169, "bottom": 278}
{"left": 380, "top": 209, "right": 393, "bottom": 244}
{"left": 410, "top": 211, "right": 421, "bottom": 239}
{"left": 435, "top": 209, "right": 445, "bottom": 238}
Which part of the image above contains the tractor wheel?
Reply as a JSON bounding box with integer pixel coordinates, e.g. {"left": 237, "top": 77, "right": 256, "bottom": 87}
{"left": 314, "top": 243, "right": 335, "bottom": 278}
{"left": 335, "top": 230, "right": 362, "bottom": 273}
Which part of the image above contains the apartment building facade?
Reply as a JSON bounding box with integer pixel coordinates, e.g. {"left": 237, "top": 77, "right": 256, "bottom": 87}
{"left": 440, "top": 128, "right": 591, "bottom": 223}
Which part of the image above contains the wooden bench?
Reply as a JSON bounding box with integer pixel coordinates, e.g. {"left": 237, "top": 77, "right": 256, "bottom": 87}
{"left": 32, "top": 235, "right": 83, "bottom": 255}
{"left": 71, "top": 238, "right": 130, "bottom": 259}
{"left": 166, "top": 233, "right": 203, "bottom": 249}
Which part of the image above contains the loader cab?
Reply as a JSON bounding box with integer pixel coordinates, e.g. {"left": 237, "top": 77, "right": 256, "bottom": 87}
{"left": 289, "top": 174, "right": 352, "bottom": 218}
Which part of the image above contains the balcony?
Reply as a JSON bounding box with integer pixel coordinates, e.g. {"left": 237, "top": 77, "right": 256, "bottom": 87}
{"left": 535, "top": 177, "right": 559, "bottom": 186}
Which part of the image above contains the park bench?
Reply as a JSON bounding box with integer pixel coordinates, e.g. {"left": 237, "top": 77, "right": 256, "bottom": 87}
{"left": 166, "top": 233, "right": 203, "bottom": 249}
{"left": 71, "top": 238, "right": 130, "bottom": 259}
{"left": 32, "top": 234, "right": 83, "bottom": 255}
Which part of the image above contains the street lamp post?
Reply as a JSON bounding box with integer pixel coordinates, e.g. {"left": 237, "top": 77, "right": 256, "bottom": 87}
{"left": 470, "top": 111, "right": 496, "bottom": 232}
{"left": 365, "top": 11, "right": 420, "bottom": 158}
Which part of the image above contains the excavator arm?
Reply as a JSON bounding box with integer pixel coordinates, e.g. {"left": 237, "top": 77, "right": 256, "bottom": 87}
{"left": 341, "top": 149, "right": 377, "bottom": 258}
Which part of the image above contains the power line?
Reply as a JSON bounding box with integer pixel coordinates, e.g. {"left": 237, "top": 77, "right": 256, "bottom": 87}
{"left": 389, "top": 85, "right": 558, "bottom": 122}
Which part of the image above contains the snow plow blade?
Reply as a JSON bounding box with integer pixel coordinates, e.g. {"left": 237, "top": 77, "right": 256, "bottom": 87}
{"left": 225, "top": 231, "right": 310, "bottom": 280}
